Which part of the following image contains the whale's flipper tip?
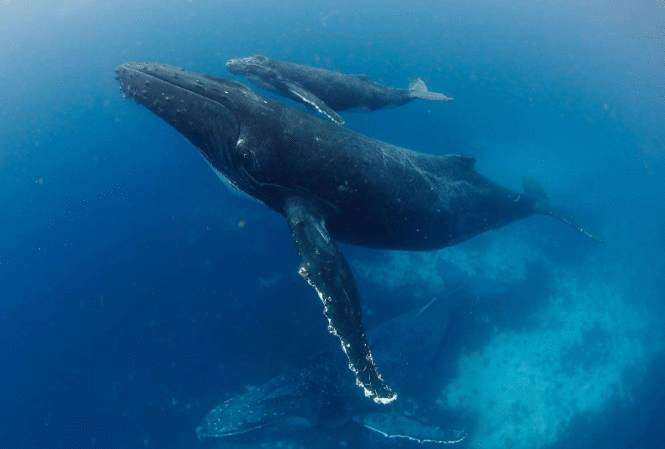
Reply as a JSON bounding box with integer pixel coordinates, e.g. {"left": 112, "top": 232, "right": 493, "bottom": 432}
{"left": 409, "top": 78, "right": 453, "bottom": 102}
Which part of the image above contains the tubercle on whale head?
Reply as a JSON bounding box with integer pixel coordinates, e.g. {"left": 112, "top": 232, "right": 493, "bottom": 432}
{"left": 226, "top": 55, "right": 274, "bottom": 78}
{"left": 115, "top": 61, "right": 253, "bottom": 183}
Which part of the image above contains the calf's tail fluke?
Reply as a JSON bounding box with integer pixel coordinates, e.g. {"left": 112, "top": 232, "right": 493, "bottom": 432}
{"left": 522, "top": 177, "right": 603, "bottom": 243}
{"left": 408, "top": 78, "right": 453, "bottom": 102}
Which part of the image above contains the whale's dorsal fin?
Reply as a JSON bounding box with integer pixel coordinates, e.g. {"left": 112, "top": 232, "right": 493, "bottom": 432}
{"left": 444, "top": 154, "right": 476, "bottom": 170}
{"left": 425, "top": 154, "right": 476, "bottom": 176}
{"left": 283, "top": 196, "right": 396, "bottom": 405}
{"left": 352, "top": 74, "right": 370, "bottom": 81}
{"left": 284, "top": 82, "right": 345, "bottom": 125}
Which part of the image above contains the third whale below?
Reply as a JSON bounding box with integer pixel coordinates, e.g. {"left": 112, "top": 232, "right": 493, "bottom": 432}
{"left": 115, "top": 61, "right": 597, "bottom": 406}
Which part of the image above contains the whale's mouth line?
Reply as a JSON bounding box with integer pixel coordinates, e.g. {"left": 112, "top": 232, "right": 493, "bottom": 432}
{"left": 226, "top": 58, "right": 264, "bottom": 71}
{"left": 238, "top": 62, "right": 264, "bottom": 71}
{"left": 197, "top": 422, "right": 268, "bottom": 440}
{"left": 118, "top": 64, "right": 228, "bottom": 111}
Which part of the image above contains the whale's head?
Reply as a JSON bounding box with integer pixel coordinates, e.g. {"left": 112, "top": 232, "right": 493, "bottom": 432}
{"left": 116, "top": 62, "right": 262, "bottom": 194}
{"left": 226, "top": 55, "right": 278, "bottom": 84}
{"left": 195, "top": 375, "right": 313, "bottom": 442}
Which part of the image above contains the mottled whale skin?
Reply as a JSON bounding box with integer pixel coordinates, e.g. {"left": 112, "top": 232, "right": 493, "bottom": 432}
{"left": 226, "top": 55, "right": 452, "bottom": 124}
{"left": 115, "top": 62, "right": 592, "bottom": 406}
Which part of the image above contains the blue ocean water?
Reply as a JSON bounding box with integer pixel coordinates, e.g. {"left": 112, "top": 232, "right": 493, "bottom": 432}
{"left": 1, "top": 1, "right": 663, "bottom": 448}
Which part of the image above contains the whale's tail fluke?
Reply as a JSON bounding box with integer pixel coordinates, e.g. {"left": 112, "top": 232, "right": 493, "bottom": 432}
{"left": 522, "top": 177, "right": 603, "bottom": 243}
{"left": 408, "top": 78, "right": 453, "bottom": 102}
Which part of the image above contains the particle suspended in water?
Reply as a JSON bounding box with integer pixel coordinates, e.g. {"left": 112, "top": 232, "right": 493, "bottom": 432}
{"left": 237, "top": 219, "right": 246, "bottom": 229}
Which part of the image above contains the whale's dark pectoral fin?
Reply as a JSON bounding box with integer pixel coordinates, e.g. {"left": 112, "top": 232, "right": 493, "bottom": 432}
{"left": 285, "top": 82, "right": 345, "bottom": 125}
{"left": 284, "top": 197, "right": 396, "bottom": 405}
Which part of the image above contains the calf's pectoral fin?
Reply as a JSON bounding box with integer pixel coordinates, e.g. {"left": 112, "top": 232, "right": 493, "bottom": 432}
{"left": 283, "top": 197, "right": 396, "bottom": 405}
{"left": 285, "top": 82, "right": 345, "bottom": 125}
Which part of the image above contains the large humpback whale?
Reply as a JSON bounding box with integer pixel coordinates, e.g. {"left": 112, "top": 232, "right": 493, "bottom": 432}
{"left": 226, "top": 55, "right": 453, "bottom": 124}
{"left": 115, "top": 62, "right": 596, "bottom": 405}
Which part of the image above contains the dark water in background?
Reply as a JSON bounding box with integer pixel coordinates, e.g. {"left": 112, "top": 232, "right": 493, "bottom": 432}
{"left": 1, "top": 1, "right": 663, "bottom": 448}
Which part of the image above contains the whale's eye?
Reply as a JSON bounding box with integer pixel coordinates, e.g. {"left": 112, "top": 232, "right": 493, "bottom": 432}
{"left": 238, "top": 147, "right": 256, "bottom": 171}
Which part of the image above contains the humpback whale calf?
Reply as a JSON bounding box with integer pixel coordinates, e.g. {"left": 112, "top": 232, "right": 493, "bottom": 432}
{"left": 226, "top": 55, "right": 453, "bottom": 124}
{"left": 115, "top": 62, "right": 597, "bottom": 405}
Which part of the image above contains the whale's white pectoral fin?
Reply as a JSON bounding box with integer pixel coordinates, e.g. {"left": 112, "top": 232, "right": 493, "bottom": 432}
{"left": 285, "top": 82, "right": 345, "bottom": 125}
{"left": 283, "top": 197, "right": 396, "bottom": 405}
{"left": 358, "top": 412, "right": 466, "bottom": 446}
